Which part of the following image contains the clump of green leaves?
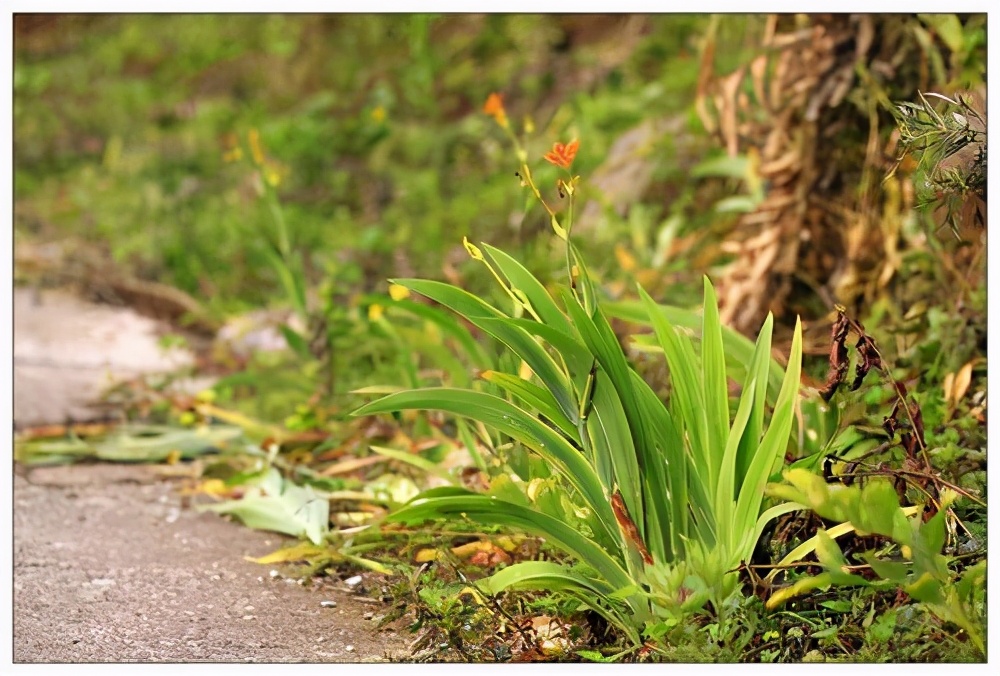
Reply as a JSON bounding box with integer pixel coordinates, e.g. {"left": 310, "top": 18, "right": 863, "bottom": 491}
{"left": 766, "top": 469, "right": 986, "bottom": 655}
{"left": 355, "top": 257, "right": 802, "bottom": 645}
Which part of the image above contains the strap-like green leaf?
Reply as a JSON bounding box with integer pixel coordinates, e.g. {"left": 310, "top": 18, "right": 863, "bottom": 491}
{"left": 394, "top": 279, "right": 579, "bottom": 425}
{"left": 605, "top": 298, "right": 785, "bottom": 402}
{"left": 482, "top": 561, "right": 643, "bottom": 643}
{"left": 387, "top": 493, "right": 631, "bottom": 590}
{"left": 479, "top": 370, "right": 580, "bottom": 443}
{"left": 563, "top": 293, "right": 647, "bottom": 531}
{"left": 700, "top": 277, "right": 730, "bottom": 490}
{"left": 639, "top": 286, "right": 711, "bottom": 496}
{"left": 482, "top": 243, "right": 575, "bottom": 337}
{"left": 735, "top": 314, "right": 773, "bottom": 485}
{"left": 734, "top": 317, "right": 802, "bottom": 540}
{"left": 354, "top": 388, "right": 617, "bottom": 548}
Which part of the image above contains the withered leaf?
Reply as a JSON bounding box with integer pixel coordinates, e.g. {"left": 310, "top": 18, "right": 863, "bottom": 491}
{"left": 611, "top": 491, "right": 653, "bottom": 565}
{"left": 851, "top": 331, "right": 882, "bottom": 390}
{"left": 819, "top": 310, "right": 851, "bottom": 401}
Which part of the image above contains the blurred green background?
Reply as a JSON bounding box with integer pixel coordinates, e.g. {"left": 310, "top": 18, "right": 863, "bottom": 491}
{"left": 14, "top": 14, "right": 986, "bottom": 424}
{"left": 14, "top": 14, "right": 744, "bottom": 312}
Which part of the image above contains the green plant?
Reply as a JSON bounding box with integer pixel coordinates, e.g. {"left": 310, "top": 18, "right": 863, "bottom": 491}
{"left": 765, "top": 468, "right": 986, "bottom": 655}
{"left": 891, "top": 91, "right": 986, "bottom": 235}
{"left": 354, "top": 100, "right": 804, "bottom": 645}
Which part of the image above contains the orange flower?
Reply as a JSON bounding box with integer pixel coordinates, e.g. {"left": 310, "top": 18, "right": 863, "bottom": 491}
{"left": 543, "top": 139, "right": 579, "bottom": 169}
{"left": 483, "top": 92, "right": 508, "bottom": 128}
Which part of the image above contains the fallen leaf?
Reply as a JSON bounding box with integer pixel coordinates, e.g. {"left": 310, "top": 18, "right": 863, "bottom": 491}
{"left": 320, "top": 455, "right": 385, "bottom": 476}
{"left": 249, "top": 542, "right": 329, "bottom": 565}
{"left": 198, "top": 468, "right": 329, "bottom": 544}
{"left": 942, "top": 371, "right": 956, "bottom": 406}
{"left": 953, "top": 361, "right": 974, "bottom": 405}
{"left": 414, "top": 548, "right": 441, "bottom": 563}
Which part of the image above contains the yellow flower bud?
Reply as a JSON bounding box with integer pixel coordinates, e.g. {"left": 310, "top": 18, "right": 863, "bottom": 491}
{"left": 463, "top": 236, "right": 485, "bottom": 260}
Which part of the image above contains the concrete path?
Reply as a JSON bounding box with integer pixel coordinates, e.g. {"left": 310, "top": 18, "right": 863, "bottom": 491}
{"left": 13, "top": 287, "right": 199, "bottom": 427}
{"left": 14, "top": 464, "right": 408, "bottom": 663}
{"left": 12, "top": 287, "right": 410, "bottom": 662}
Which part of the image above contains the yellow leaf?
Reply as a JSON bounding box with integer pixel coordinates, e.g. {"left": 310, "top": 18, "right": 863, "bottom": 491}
{"left": 526, "top": 478, "right": 546, "bottom": 502}
{"left": 614, "top": 244, "right": 637, "bottom": 273}
{"left": 165, "top": 449, "right": 181, "bottom": 465}
{"left": 451, "top": 540, "right": 494, "bottom": 559}
{"left": 518, "top": 360, "right": 534, "bottom": 381}
{"left": 550, "top": 215, "right": 567, "bottom": 240}
{"left": 368, "top": 303, "right": 384, "bottom": 321}
{"left": 414, "top": 548, "right": 441, "bottom": 563}
{"left": 193, "top": 478, "right": 230, "bottom": 497}
{"left": 953, "top": 361, "right": 973, "bottom": 404}
{"left": 942, "top": 372, "right": 955, "bottom": 406}
{"left": 494, "top": 535, "right": 521, "bottom": 552}
{"left": 248, "top": 542, "right": 328, "bottom": 565}
{"left": 459, "top": 585, "right": 489, "bottom": 605}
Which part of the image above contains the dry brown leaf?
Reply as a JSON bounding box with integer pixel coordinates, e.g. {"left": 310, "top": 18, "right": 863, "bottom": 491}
{"left": 320, "top": 455, "right": 385, "bottom": 476}
{"left": 942, "top": 371, "right": 956, "bottom": 407}
{"left": 953, "top": 361, "right": 974, "bottom": 405}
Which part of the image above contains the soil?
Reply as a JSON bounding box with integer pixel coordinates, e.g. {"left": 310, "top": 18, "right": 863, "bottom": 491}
{"left": 13, "top": 463, "right": 411, "bottom": 663}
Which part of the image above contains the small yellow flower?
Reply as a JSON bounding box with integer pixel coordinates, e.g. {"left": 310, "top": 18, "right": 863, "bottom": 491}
{"left": 388, "top": 283, "right": 410, "bottom": 301}
{"left": 371, "top": 105, "right": 387, "bottom": 123}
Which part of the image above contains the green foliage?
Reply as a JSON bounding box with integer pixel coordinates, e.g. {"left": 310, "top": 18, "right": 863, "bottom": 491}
{"left": 766, "top": 468, "right": 986, "bottom": 655}
{"left": 354, "top": 240, "right": 803, "bottom": 642}
{"left": 199, "top": 466, "right": 330, "bottom": 545}
{"left": 15, "top": 15, "right": 715, "bottom": 312}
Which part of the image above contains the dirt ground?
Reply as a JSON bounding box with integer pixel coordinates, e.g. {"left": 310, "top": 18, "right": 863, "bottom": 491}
{"left": 13, "top": 463, "right": 410, "bottom": 663}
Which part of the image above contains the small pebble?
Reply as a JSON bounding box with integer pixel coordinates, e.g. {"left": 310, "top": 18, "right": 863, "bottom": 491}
{"left": 269, "top": 570, "right": 280, "bottom": 579}
{"left": 320, "top": 601, "right": 337, "bottom": 608}
{"left": 242, "top": 615, "right": 255, "bottom": 620}
{"left": 344, "top": 575, "right": 363, "bottom": 588}
{"left": 363, "top": 612, "right": 374, "bottom": 620}
{"left": 345, "top": 645, "right": 355, "bottom": 653}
